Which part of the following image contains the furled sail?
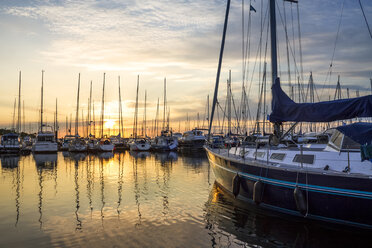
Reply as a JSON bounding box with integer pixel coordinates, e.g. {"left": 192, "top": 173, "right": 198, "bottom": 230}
{"left": 269, "top": 78, "right": 372, "bottom": 123}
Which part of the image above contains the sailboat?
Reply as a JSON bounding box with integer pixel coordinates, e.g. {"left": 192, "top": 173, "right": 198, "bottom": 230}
{"left": 1, "top": 72, "right": 22, "bottom": 154}
{"left": 95, "top": 73, "right": 114, "bottom": 152}
{"left": 129, "top": 75, "right": 151, "bottom": 151}
{"left": 151, "top": 78, "right": 178, "bottom": 151}
{"left": 205, "top": 0, "right": 372, "bottom": 229}
{"left": 32, "top": 71, "right": 58, "bottom": 153}
{"left": 69, "top": 73, "right": 88, "bottom": 152}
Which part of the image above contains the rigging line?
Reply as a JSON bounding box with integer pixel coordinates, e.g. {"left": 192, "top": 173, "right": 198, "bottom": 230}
{"left": 276, "top": 1, "right": 301, "bottom": 80}
{"left": 246, "top": 3, "right": 269, "bottom": 95}
{"left": 358, "top": 0, "right": 372, "bottom": 40}
{"left": 283, "top": 0, "right": 292, "bottom": 94}
{"left": 243, "top": 0, "right": 253, "bottom": 86}
{"left": 320, "top": 0, "right": 345, "bottom": 99}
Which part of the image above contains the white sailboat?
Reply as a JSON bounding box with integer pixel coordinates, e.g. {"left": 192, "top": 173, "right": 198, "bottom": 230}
{"left": 32, "top": 70, "right": 58, "bottom": 153}
{"left": 69, "top": 73, "right": 87, "bottom": 152}
{"left": 129, "top": 75, "right": 151, "bottom": 151}
{"left": 95, "top": 73, "right": 114, "bottom": 152}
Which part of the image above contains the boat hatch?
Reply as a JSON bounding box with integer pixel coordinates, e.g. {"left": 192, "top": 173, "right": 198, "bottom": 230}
{"left": 293, "top": 154, "right": 315, "bottom": 164}
{"left": 270, "top": 153, "right": 286, "bottom": 161}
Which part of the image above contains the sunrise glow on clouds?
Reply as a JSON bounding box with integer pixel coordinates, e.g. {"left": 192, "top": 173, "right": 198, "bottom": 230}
{"left": 0, "top": 0, "right": 370, "bottom": 135}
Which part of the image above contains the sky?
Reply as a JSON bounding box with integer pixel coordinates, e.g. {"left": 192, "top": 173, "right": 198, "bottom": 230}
{"left": 0, "top": 0, "right": 371, "bottom": 136}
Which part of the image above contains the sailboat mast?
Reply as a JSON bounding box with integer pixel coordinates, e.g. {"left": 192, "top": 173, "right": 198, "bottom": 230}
{"left": 208, "top": 0, "right": 231, "bottom": 138}
{"left": 163, "top": 77, "right": 166, "bottom": 131}
{"left": 17, "top": 71, "right": 21, "bottom": 133}
{"left": 133, "top": 75, "right": 139, "bottom": 139}
{"left": 270, "top": 0, "right": 278, "bottom": 85}
{"left": 55, "top": 98, "right": 58, "bottom": 139}
{"left": 65, "top": 116, "right": 68, "bottom": 137}
{"left": 75, "top": 73, "right": 80, "bottom": 136}
{"left": 118, "top": 76, "right": 123, "bottom": 137}
{"left": 101, "top": 73, "right": 106, "bottom": 138}
{"left": 144, "top": 90, "right": 147, "bottom": 137}
{"left": 88, "top": 80, "right": 92, "bottom": 136}
{"left": 41, "top": 70, "right": 44, "bottom": 133}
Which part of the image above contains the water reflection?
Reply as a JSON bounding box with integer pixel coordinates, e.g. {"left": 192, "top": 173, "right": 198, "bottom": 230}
{"left": 205, "top": 182, "right": 372, "bottom": 247}
{"left": 1, "top": 151, "right": 370, "bottom": 247}
{"left": 1, "top": 155, "right": 21, "bottom": 227}
{"left": 117, "top": 153, "right": 124, "bottom": 218}
{"left": 33, "top": 154, "right": 57, "bottom": 229}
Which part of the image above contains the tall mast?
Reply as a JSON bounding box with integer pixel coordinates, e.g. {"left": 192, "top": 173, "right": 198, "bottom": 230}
{"left": 101, "top": 73, "right": 106, "bottom": 138}
{"left": 17, "top": 71, "right": 22, "bottom": 133}
{"left": 163, "top": 77, "right": 166, "bottom": 131}
{"left": 208, "top": 0, "right": 231, "bottom": 138}
{"left": 133, "top": 75, "right": 139, "bottom": 139}
{"left": 143, "top": 90, "right": 147, "bottom": 137}
{"left": 55, "top": 98, "right": 58, "bottom": 139}
{"left": 227, "top": 70, "right": 231, "bottom": 136}
{"left": 75, "top": 73, "right": 80, "bottom": 136}
{"left": 118, "top": 76, "right": 123, "bottom": 137}
{"left": 207, "top": 95, "right": 209, "bottom": 130}
{"left": 40, "top": 70, "right": 44, "bottom": 133}
{"left": 270, "top": 0, "right": 278, "bottom": 86}
{"left": 89, "top": 81, "right": 93, "bottom": 135}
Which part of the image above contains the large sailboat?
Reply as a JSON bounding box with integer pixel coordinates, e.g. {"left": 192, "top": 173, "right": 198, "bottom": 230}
{"left": 69, "top": 73, "right": 88, "bottom": 152}
{"left": 151, "top": 78, "right": 178, "bottom": 151}
{"left": 95, "top": 73, "right": 114, "bottom": 152}
{"left": 129, "top": 75, "right": 151, "bottom": 151}
{"left": 205, "top": 0, "right": 372, "bottom": 229}
{"left": 32, "top": 71, "right": 58, "bottom": 154}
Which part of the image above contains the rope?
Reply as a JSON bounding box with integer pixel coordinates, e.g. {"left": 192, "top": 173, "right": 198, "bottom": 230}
{"left": 320, "top": 0, "right": 345, "bottom": 99}
{"left": 358, "top": 0, "right": 372, "bottom": 40}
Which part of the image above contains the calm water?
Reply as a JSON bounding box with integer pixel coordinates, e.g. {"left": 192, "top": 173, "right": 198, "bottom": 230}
{"left": 0, "top": 151, "right": 370, "bottom": 248}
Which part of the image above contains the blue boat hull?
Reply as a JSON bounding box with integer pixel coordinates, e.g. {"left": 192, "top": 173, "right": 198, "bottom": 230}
{"left": 205, "top": 147, "right": 372, "bottom": 229}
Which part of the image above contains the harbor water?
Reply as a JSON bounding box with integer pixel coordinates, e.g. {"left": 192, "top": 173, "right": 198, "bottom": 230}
{"left": 0, "top": 151, "right": 370, "bottom": 247}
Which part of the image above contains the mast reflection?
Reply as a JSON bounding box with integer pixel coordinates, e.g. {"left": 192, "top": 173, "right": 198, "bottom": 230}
{"left": 71, "top": 153, "right": 86, "bottom": 231}
{"left": 132, "top": 156, "right": 142, "bottom": 227}
{"left": 1, "top": 155, "right": 21, "bottom": 227}
{"left": 33, "top": 153, "right": 57, "bottom": 229}
{"left": 117, "top": 153, "right": 124, "bottom": 218}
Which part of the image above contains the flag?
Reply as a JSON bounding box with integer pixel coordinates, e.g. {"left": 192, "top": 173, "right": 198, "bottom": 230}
{"left": 250, "top": 5, "right": 256, "bottom": 12}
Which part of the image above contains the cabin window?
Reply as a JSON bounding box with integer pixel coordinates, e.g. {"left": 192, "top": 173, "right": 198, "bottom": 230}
{"left": 270, "top": 153, "right": 285, "bottom": 161}
{"left": 253, "top": 152, "right": 265, "bottom": 158}
{"left": 330, "top": 131, "right": 343, "bottom": 148}
{"left": 293, "top": 154, "right": 314, "bottom": 164}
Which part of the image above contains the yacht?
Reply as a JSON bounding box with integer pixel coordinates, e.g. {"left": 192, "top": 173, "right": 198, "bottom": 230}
{"left": 151, "top": 130, "right": 178, "bottom": 151}
{"left": 129, "top": 138, "right": 151, "bottom": 151}
{"left": 178, "top": 129, "right": 206, "bottom": 150}
{"left": 33, "top": 131, "right": 58, "bottom": 153}
{"left": 0, "top": 133, "right": 21, "bottom": 154}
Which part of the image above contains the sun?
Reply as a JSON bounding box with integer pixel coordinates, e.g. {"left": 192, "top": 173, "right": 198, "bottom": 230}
{"left": 104, "top": 119, "right": 116, "bottom": 130}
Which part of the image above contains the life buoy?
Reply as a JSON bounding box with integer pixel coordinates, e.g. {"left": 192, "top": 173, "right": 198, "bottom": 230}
{"left": 232, "top": 173, "right": 241, "bottom": 197}
{"left": 253, "top": 180, "right": 264, "bottom": 204}
{"left": 294, "top": 186, "right": 307, "bottom": 216}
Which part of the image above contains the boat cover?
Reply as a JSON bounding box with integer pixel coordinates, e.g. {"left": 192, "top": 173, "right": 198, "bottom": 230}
{"left": 269, "top": 78, "right": 372, "bottom": 123}
{"left": 336, "top": 122, "right": 372, "bottom": 145}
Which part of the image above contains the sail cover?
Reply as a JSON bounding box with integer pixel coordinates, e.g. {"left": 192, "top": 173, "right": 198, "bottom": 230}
{"left": 336, "top": 122, "right": 372, "bottom": 145}
{"left": 269, "top": 78, "right": 372, "bottom": 123}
